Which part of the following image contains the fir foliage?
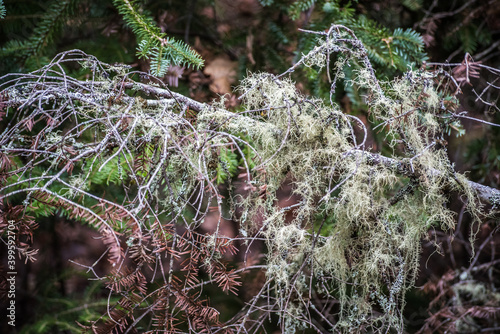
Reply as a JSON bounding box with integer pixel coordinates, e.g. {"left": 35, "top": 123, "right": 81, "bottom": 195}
{"left": 0, "top": 0, "right": 5, "bottom": 19}
{"left": 112, "top": 0, "right": 204, "bottom": 75}
{"left": 0, "top": 0, "right": 76, "bottom": 70}
{"left": 402, "top": 0, "right": 423, "bottom": 11}
{"left": 255, "top": 0, "right": 429, "bottom": 107}
{"left": 0, "top": 0, "right": 203, "bottom": 75}
{"left": 288, "top": 0, "right": 317, "bottom": 20}
{"left": 261, "top": 0, "right": 426, "bottom": 76}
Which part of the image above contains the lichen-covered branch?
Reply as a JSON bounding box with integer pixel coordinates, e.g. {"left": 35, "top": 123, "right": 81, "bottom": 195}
{"left": 1, "top": 26, "right": 499, "bottom": 333}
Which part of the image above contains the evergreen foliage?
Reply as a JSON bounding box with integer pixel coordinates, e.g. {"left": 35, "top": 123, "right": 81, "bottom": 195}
{"left": 0, "top": 0, "right": 204, "bottom": 75}
{"left": 288, "top": 0, "right": 317, "bottom": 20}
{"left": 112, "top": 0, "right": 204, "bottom": 75}
{"left": 0, "top": 0, "right": 5, "bottom": 19}
{"left": 253, "top": 0, "right": 428, "bottom": 108}
{"left": 0, "top": 0, "right": 76, "bottom": 70}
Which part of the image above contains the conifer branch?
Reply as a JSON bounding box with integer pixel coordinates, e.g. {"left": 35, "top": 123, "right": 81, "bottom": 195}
{"left": 0, "top": 0, "right": 74, "bottom": 63}
{"left": 0, "top": 0, "right": 6, "bottom": 19}
{"left": 112, "top": 0, "right": 204, "bottom": 75}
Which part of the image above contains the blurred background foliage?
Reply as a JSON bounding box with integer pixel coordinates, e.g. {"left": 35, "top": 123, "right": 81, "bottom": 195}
{"left": 1, "top": 0, "right": 499, "bottom": 332}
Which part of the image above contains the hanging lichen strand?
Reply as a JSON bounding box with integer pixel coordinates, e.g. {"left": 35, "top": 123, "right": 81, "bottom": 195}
{"left": 0, "top": 25, "right": 487, "bottom": 333}
{"left": 202, "top": 27, "right": 481, "bottom": 331}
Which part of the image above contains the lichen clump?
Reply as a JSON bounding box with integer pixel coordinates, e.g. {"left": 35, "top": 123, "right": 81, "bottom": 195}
{"left": 198, "top": 43, "right": 479, "bottom": 331}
